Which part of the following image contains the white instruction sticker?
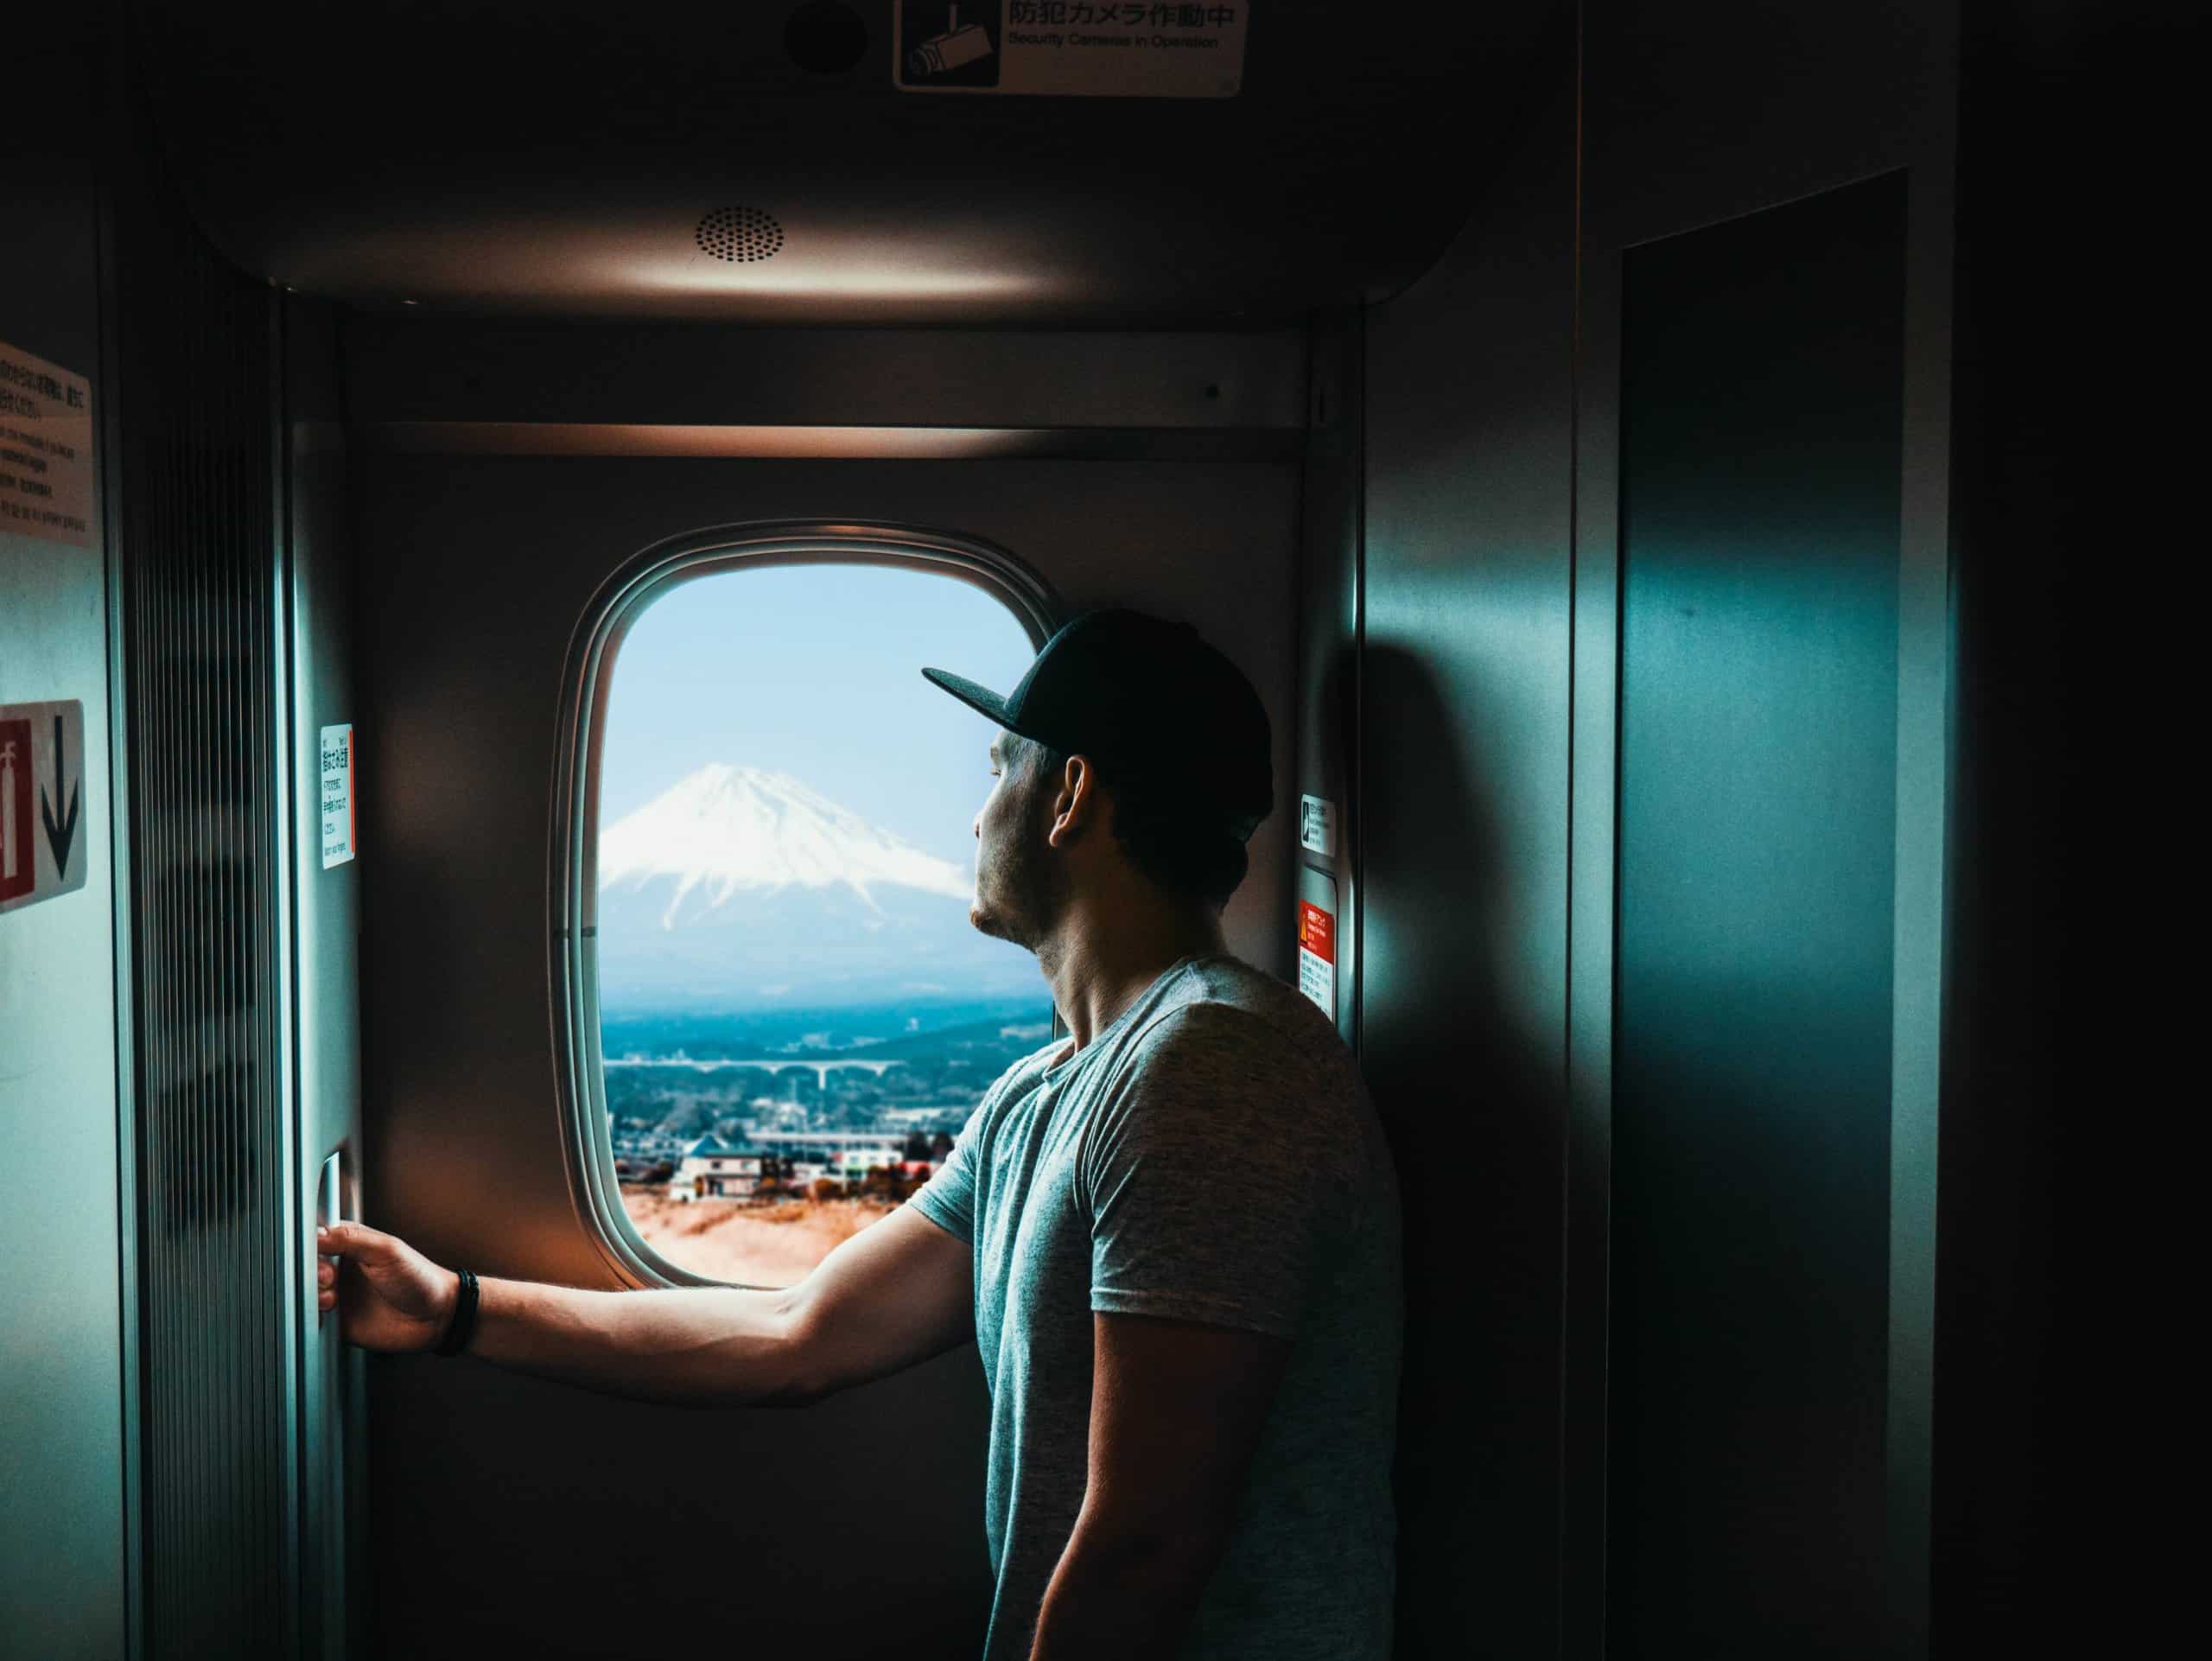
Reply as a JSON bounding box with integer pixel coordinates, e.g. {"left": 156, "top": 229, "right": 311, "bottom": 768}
{"left": 0, "top": 338, "right": 94, "bottom": 550}
{"left": 894, "top": 1, "right": 1249, "bottom": 99}
{"left": 1299, "top": 793, "right": 1336, "bottom": 857}
{"left": 319, "top": 723, "right": 354, "bottom": 869}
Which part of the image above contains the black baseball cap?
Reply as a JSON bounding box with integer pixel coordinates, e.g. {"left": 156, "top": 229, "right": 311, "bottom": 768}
{"left": 923, "top": 608, "right": 1273, "bottom": 841}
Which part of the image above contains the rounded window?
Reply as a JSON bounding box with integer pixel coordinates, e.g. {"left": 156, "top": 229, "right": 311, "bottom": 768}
{"left": 553, "top": 525, "right": 1059, "bottom": 1287}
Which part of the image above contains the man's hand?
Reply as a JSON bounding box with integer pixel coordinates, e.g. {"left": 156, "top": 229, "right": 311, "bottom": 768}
{"left": 304, "top": 1202, "right": 972, "bottom": 1407}
{"left": 316, "top": 1221, "right": 461, "bottom": 1353}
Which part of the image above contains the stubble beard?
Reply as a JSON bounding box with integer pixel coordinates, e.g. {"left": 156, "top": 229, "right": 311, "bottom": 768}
{"left": 969, "top": 789, "right": 1066, "bottom": 954}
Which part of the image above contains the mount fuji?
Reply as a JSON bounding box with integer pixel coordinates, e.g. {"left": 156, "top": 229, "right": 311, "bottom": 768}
{"left": 594, "top": 765, "right": 1034, "bottom": 1009}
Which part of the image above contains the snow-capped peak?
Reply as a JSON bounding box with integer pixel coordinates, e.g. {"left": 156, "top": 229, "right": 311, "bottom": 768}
{"left": 599, "top": 765, "right": 972, "bottom": 926}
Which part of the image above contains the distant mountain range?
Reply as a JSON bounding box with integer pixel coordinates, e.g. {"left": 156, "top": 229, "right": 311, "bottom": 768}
{"left": 595, "top": 765, "right": 1038, "bottom": 1009}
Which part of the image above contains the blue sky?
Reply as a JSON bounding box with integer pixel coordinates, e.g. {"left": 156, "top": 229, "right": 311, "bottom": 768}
{"left": 599, "top": 563, "right": 1039, "bottom": 865}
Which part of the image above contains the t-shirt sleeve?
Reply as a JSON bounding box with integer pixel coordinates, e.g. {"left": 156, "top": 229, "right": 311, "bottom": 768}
{"left": 906, "top": 1098, "right": 988, "bottom": 1247}
{"left": 1077, "top": 1004, "right": 1350, "bottom": 1341}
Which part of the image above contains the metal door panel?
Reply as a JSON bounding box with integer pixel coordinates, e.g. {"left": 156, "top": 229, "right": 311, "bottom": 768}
{"left": 288, "top": 296, "right": 369, "bottom": 1661}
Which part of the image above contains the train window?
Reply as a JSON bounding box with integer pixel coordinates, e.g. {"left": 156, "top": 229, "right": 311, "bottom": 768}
{"left": 561, "top": 532, "right": 1057, "bottom": 1289}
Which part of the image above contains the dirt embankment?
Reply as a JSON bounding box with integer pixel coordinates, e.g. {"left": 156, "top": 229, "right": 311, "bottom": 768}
{"left": 622, "top": 1190, "right": 898, "bottom": 1289}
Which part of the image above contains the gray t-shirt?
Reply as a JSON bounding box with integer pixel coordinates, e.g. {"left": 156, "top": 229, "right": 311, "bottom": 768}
{"left": 906, "top": 953, "right": 1403, "bottom": 1661}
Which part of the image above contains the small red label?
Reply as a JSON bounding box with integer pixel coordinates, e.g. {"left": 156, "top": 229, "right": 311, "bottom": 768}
{"left": 0, "top": 718, "right": 32, "bottom": 902}
{"left": 1297, "top": 899, "right": 1335, "bottom": 964}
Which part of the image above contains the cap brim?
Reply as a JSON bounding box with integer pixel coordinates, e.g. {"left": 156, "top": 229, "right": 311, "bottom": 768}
{"left": 921, "top": 667, "right": 1015, "bottom": 729}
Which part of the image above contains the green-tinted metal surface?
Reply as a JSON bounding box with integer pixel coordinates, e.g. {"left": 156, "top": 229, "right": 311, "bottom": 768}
{"left": 1610, "top": 173, "right": 1906, "bottom": 1658}
{"left": 1358, "top": 22, "right": 1581, "bottom": 1648}
{"left": 0, "top": 26, "right": 130, "bottom": 1660}
{"left": 112, "top": 98, "right": 301, "bottom": 1658}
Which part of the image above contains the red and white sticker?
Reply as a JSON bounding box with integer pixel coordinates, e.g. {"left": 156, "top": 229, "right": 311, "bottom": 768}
{"left": 1296, "top": 897, "right": 1334, "bottom": 1019}
{"left": 0, "top": 699, "right": 87, "bottom": 915}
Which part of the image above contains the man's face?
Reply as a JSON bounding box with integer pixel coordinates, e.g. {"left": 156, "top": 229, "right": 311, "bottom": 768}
{"left": 969, "top": 733, "right": 1065, "bottom": 950}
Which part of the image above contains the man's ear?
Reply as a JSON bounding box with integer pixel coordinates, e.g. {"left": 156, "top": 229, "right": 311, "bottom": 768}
{"left": 1046, "top": 754, "right": 1099, "bottom": 849}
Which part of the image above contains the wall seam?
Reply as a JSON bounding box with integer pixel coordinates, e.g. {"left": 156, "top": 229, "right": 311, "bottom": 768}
{"left": 1559, "top": 5, "right": 1588, "bottom": 1657}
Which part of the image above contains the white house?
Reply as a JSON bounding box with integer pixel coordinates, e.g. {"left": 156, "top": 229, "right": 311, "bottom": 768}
{"left": 670, "top": 1134, "right": 763, "bottom": 1202}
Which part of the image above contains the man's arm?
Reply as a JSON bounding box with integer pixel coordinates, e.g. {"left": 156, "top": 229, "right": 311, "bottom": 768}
{"left": 1028, "top": 1310, "right": 1294, "bottom": 1661}
{"left": 316, "top": 1201, "right": 974, "bottom": 1408}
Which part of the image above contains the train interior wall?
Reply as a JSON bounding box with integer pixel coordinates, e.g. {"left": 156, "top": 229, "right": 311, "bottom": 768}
{"left": 348, "top": 354, "right": 1306, "bottom": 1656}
{"left": 0, "top": 0, "right": 2124, "bottom": 1655}
{"left": 0, "top": 30, "right": 129, "bottom": 1658}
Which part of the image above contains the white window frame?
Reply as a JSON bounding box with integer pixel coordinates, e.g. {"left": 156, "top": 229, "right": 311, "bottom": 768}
{"left": 549, "top": 521, "right": 1059, "bottom": 1288}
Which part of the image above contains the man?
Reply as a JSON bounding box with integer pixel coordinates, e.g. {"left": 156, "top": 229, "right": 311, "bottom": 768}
{"left": 318, "top": 607, "right": 1404, "bottom": 1660}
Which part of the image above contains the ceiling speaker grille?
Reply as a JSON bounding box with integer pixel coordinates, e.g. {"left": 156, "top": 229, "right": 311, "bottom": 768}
{"left": 696, "top": 206, "right": 785, "bottom": 263}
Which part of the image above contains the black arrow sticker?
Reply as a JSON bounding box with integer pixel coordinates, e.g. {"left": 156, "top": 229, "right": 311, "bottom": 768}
{"left": 41, "top": 712, "right": 79, "bottom": 878}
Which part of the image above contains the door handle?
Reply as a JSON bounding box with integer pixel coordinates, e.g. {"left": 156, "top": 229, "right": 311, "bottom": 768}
{"left": 315, "top": 1147, "right": 349, "bottom": 1322}
{"left": 308, "top": 1143, "right": 356, "bottom": 1657}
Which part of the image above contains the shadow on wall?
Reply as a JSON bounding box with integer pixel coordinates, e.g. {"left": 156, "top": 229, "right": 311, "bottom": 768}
{"left": 1313, "top": 640, "right": 1360, "bottom": 890}
{"left": 1359, "top": 642, "right": 1564, "bottom": 1656}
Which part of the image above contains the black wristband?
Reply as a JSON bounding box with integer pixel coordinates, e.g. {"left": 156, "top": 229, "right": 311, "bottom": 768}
{"left": 434, "top": 1268, "right": 480, "bottom": 1357}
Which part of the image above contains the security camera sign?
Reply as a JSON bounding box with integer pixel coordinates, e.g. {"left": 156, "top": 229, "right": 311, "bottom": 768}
{"left": 0, "top": 700, "right": 87, "bottom": 915}
{"left": 895, "top": 1, "right": 1249, "bottom": 99}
